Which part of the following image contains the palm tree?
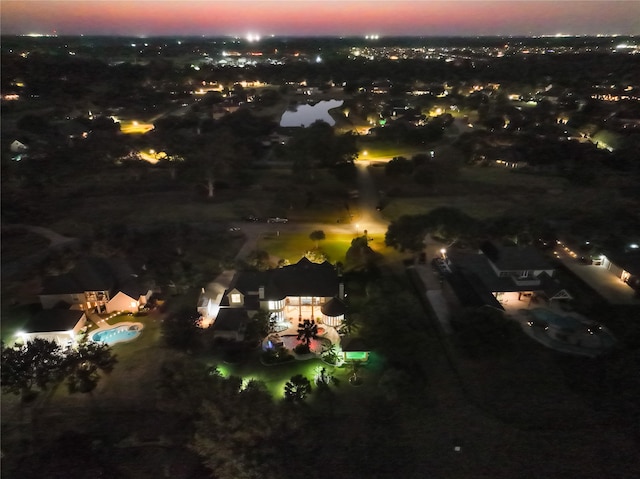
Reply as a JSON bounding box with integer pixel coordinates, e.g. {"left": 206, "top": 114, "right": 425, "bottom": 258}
{"left": 284, "top": 374, "right": 312, "bottom": 402}
{"left": 321, "top": 343, "right": 341, "bottom": 365}
{"left": 296, "top": 319, "right": 318, "bottom": 347}
{"left": 339, "top": 315, "right": 359, "bottom": 335}
{"left": 349, "top": 361, "right": 363, "bottom": 386}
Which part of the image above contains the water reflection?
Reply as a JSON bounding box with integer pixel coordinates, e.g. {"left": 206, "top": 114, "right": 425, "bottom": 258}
{"left": 280, "top": 99, "right": 344, "bottom": 127}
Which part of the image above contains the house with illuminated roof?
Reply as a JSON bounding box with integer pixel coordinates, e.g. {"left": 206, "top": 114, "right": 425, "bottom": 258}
{"left": 205, "top": 257, "right": 346, "bottom": 341}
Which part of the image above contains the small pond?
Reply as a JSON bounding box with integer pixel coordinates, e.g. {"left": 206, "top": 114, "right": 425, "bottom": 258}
{"left": 280, "top": 99, "right": 343, "bottom": 127}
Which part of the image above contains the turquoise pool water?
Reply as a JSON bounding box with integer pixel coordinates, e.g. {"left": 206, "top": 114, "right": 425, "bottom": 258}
{"left": 529, "top": 309, "right": 584, "bottom": 330}
{"left": 91, "top": 324, "right": 142, "bottom": 345}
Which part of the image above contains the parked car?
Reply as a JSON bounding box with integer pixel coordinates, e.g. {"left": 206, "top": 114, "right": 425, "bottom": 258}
{"left": 243, "top": 215, "right": 259, "bottom": 222}
{"left": 267, "top": 217, "right": 288, "bottom": 223}
{"left": 431, "top": 257, "right": 451, "bottom": 274}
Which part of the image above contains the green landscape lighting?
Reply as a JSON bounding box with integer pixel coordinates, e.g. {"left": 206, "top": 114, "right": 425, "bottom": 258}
{"left": 345, "top": 351, "right": 367, "bottom": 360}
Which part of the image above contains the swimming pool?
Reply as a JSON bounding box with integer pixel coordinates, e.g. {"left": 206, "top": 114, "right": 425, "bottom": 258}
{"left": 528, "top": 308, "right": 584, "bottom": 331}
{"left": 90, "top": 322, "right": 143, "bottom": 345}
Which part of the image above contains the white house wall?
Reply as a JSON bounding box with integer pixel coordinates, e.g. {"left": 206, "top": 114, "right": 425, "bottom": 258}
{"left": 23, "top": 331, "right": 75, "bottom": 346}
{"left": 107, "top": 291, "right": 139, "bottom": 313}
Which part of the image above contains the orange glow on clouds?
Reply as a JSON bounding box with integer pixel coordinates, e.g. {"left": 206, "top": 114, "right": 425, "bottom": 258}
{"left": 1, "top": 0, "right": 638, "bottom": 36}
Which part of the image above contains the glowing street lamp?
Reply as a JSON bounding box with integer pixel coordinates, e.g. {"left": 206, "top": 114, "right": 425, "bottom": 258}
{"left": 440, "top": 248, "right": 447, "bottom": 259}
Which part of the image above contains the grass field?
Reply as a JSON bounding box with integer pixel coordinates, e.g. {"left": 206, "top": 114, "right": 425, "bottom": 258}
{"left": 357, "top": 140, "right": 427, "bottom": 161}
{"left": 259, "top": 230, "right": 354, "bottom": 264}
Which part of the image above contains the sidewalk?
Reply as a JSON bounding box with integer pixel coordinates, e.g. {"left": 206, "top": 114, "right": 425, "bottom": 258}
{"left": 410, "top": 264, "right": 453, "bottom": 334}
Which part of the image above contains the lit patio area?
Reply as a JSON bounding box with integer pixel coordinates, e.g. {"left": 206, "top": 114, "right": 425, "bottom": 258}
{"left": 271, "top": 317, "right": 341, "bottom": 345}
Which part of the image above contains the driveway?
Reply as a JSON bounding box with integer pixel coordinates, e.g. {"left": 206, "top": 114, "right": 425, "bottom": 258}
{"left": 555, "top": 247, "right": 638, "bottom": 305}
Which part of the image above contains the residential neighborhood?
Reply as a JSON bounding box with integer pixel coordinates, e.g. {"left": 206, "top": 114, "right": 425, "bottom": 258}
{"left": 2, "top": 18, "right": 640, "bottom": 479}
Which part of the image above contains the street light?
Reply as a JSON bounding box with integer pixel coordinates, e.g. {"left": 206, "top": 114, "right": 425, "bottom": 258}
{"left": 440, "top": 248, "right": 447, "bottom": 259}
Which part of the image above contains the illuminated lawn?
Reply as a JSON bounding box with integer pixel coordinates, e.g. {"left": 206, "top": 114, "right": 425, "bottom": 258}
{"left": 259, "top": 231, "right": 353, "bottom": 264}
{"left": 209, "top": 351, "right": 385, "bottom": 400}
{"left": 383, "top": 195, "right": 512, "bottom": 220}
{"left": 210, "top": 354, "right": 339, "bottom": 398}
{"left": 119, "top": 120, "right": 154, "bottom": 134}
{"left": 357, "top": 142, "right": 426, "bottom": 161}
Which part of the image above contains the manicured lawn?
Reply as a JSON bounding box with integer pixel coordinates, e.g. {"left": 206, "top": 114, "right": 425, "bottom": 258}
{"left": 382, "top": 195, "right": 511, "bottom": 220}
{"left": 458, "top": 167, "right": 567, "bottom": 191}
{"left": 208, "top": 352, "right": 334, "bottom": 398}
{"left": 259, "top": 231, "right": 353, "bottom": 264}
{"left": 357, "top": 140, "right": 427, "bottom": 161}
{"left": 203, "top": 348, "right": 384, "bottom": 400}
{"left": 105, "top": 313, "right": 163, "bottom": 358}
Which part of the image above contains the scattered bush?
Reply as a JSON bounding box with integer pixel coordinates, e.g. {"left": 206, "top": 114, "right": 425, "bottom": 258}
{"left": 261, "top": 346, "right": 294, "bottom": 365}
{"left": 293, "top": 343, "right": 311, "bottom": 355}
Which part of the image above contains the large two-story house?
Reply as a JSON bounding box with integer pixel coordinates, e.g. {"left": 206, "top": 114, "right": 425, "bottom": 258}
{"left": 201, "top": 257, "right": 346, "bottom": 341}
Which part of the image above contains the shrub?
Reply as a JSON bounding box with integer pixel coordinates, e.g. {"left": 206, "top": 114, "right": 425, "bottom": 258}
{"left": 261, "top": 346, "right": 294, "bottom": 365}
{"left": 293, "top": 343, "right": 311, "bottom": 355}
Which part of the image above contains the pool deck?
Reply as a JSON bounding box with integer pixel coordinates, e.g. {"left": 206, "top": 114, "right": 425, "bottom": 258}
{"left": 511, "top": 308, "right": 614, "bottom": 358}
{"left": 88, "top": 311, "right": 111, "bottom": 329}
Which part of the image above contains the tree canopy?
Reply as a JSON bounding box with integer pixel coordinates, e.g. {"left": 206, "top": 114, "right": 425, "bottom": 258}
{"left": 1, "top": 338, "right": 117, "bottom": 399}
{"left": 385, "top": 207, "right": 478, "bottom": 252}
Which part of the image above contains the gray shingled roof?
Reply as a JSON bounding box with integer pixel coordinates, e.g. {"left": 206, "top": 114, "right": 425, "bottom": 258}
{"left": 340, "top": 335, "right": 370, "bottom": 352}
{"left": 213, "top": 308, "right": 249, "bottom": 332}
{"left": 605, "top": 249, "right": 640, "bottom": 277}
{"left": 229, "top": 257, "right": 339, "bottom": 301}
{"left": 40, "top": 257, "right": 145, "bottom": 297}
{"left": 24, "top": 309, "right": 85, "bottom": 333}
{"left": 321, "top": 297, "right": 346, "bottom": 317}
{"left": 481, "top": 241, "right": 554, "bottom": 272}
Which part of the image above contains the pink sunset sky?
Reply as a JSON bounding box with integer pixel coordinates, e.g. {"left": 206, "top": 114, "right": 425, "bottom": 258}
{"left": 1, "top": 0, "right": 639, "bottom": 37}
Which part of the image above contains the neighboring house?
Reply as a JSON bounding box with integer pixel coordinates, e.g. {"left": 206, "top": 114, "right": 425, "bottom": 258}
{"left": 447, "top": 241, "right": 571, "bottom": 309}
{"left": 597, "top": 248, "right": 640, "bottom": 292}
{"left": 19, "top": 309, "right": 87, "bottom": 347}
{"left": 203, "top": 257, "right": 345, "bottom": 341}
{"left": 39, "top": 257, "right": 152, "bottom": 314}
